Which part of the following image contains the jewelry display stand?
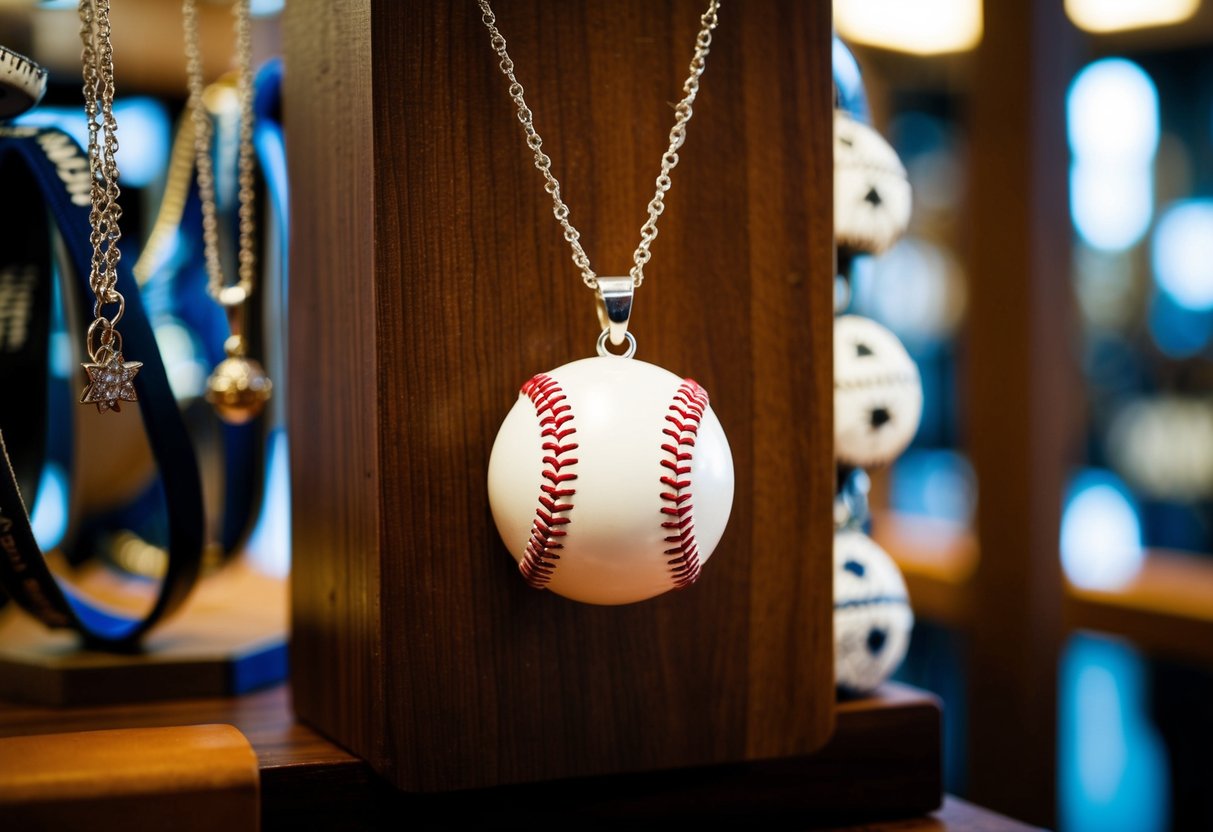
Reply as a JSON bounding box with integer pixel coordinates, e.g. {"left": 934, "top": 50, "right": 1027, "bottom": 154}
{"left": 0, "top": 115, "right": 288, "bottom": 705}
{"left": 0, "top": 561, "right": 287, "bottom": 706}
{"left": 284, "top": 0, "right": 865, "bottom": 804}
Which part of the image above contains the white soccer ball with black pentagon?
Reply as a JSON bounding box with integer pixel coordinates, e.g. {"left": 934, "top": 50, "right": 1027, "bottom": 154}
{"left": 834, "top": 110, "right": 912, "bottom": 255}
{"left": 834, "top": 529, "right": 913, "bottom": 694}
{"left": 834, "top": 315, "right": 922, "bottom": 468}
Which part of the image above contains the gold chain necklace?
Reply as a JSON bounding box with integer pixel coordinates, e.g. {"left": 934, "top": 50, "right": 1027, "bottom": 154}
{"left": 477, "top": 0, "right": 720, "bottom": 355}
{"left": 183, "top": 0, "right": 272, "bottom": 424}
{"left": 78, "top": 0, "right": 142, "bottom": 413}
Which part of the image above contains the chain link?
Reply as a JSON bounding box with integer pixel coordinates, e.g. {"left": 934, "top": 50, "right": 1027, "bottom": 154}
{"left": 477, "top": 0, "right": 720, "bottom": 291}
{"left": 183, "top": 0, "right": 257, "bottom": 308}
{"left": 78, "top": 0, "right": 125, "bottom": 355}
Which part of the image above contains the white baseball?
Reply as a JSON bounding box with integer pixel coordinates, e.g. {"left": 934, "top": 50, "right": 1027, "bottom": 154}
{"left": 487, "top": 355, "right": 734, "bottom": 605}
{"left": 834, "top": 314, "right": 923, "bottom": 467}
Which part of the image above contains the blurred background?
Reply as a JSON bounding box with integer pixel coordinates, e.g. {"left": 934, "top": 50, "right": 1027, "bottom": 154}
{"left": 0, "top": 0, "right": 288, "bottom": 581}
{"left": 3, "top": 0, "right": 1211, "bottom": 828}
{"left": 835, "top": 1, "right": 1213, "bottom": 829}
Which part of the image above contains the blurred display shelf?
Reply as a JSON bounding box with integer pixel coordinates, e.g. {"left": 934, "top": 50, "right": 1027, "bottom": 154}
{"left": 870, "top": 509, "right": 978, "bottom": 629}
{"left": 0, "top": 678, "right": 1026, "bottom": 830}
{"left": 1066, "top": 548, "right": 1213, "bottom": 666}
{"left": 875, "top": 509, "right": 1213, "bottom": 668}
{"left": 0, "top": 561, "right": 288, "bottom": 706}
{"left": 0, "top": 0, "right": 282, "bottom": 96}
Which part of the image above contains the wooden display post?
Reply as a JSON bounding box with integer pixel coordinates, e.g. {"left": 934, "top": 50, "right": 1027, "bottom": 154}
{"left": 284, "top": 0, "right": 837, "bottom": 796}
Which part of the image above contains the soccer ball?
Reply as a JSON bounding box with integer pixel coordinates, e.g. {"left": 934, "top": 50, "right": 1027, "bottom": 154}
{"left": 834, "top": 315, "right": 923, "bottom": 468}
{"left": 834, "top": 529, "right": 913, "bottom": 694}
{"left": 834, "top": 110, "right": 913, "bottom": 256}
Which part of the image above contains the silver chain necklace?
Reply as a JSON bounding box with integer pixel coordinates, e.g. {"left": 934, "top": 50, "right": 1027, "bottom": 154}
{"left": 477, "top": 0, "right": 721, "bottom": 353}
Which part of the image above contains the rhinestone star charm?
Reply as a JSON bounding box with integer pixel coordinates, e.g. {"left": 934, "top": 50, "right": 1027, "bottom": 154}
{"left": 80, "top": 351, "right": 142, "bottom": 413}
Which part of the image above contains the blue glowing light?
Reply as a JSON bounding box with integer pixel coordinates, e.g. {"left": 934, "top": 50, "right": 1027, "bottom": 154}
{"left": 1152, "top": 199, "right": 1213, "bottom": 311}
{"left": 153, "top": 319, "right": 207, "bottom": 401}
{"left": 113, "top": 98, "right": 171, "bottom": 188}
{"left": 832, "top": 35, "right": 869, "bottom": 122}
{"left": 30, "top": 462, "right": 68, "bottom": 550}
{"left": 255, "top": 122, "right": 289, "bottom": 229}
{"left": 14, "top": 109, "right": 88, "bottom": 151}
{"left": 251, "top": 0, "right": 285, "bottom": 16}
{"left": 1067, "top": 59, "right": 1159, "bottom": 162}
{"left": 49, "top": 331, "right": 73, "bottom": 380}
{"left": 245, "top": 428, "right": 291, "bottom": 578}
{"left": 852, "top": 236, "right": 960, "bottom": 346}
{"left": 1060, "top": 634, "right": 1170, "bottom": 832}
{"left": 1147, "top": 290, "right": 1213, "bottom": 358}
{"left": 1070, "top": 163, "right": 1154, "bottom": 252}
{"left": 16, "top": 98, "right": 170, "bottom": 189}
{"left": 1067, "top": 59, "right": 1159, "bottom": 252}
{"left": 888, "top": 450, "right": 977, "bottom": 524}
{"left": 1060, "top": 469, "right": 1144, "bottom": 590}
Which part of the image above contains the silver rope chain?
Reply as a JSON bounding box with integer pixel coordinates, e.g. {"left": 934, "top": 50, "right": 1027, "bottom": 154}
{"left": 477, "top": 0, "right": 721, "bottom": 290}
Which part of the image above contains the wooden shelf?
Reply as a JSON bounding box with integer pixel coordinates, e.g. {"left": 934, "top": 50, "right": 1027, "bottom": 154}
{"left": 0, "top": 562, "right": 288, "bottom": 706}
{"left": 0, "top": 683, "right": 356, "bottom": 774}
{"left": 870, "top": 510, "right": 978, "bottom": 628}
{"left": 1066, "top": 548, "right": 1213, "bottom": 666}
{"left": 874, "top": 507, "right": 1213, "bottom": 667}
{"left": 0, "top": 680, "right": 942, "bottom": 827}
{"left": 0, "top": 683, "right": 376, "bottom": 831}
{"left": 0, "top": 679, "right": 1043, "bottom": 829}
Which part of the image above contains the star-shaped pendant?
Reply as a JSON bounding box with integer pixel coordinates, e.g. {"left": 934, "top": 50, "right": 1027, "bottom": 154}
{"left": 80, "top": 352, "right": 142, "bottom": 413}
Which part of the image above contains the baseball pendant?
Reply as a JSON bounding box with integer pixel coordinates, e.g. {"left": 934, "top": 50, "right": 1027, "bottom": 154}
{"left": 487, "top": 354, "right": 735, "bottom": 605}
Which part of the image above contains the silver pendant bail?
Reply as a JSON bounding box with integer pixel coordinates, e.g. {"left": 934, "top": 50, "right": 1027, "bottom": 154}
{"left": 595, "top": 276, "right": 634, "bottom": 347}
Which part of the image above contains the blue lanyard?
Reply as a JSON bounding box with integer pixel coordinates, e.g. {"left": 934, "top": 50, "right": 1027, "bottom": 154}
{"left": 0, "top": 126, "right": 205, "bottom": 650}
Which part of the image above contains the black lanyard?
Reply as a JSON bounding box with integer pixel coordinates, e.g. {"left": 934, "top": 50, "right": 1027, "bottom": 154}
{"left": 0, "top": 126, "right": 205, "bottom": 650}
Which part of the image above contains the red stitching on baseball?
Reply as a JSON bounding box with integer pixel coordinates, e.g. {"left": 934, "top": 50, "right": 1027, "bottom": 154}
{"left": 519, "top": 373, "right": 577, "bottom": 589}
{"left": 661, "top": 379, "right": 709, "bottom": 588}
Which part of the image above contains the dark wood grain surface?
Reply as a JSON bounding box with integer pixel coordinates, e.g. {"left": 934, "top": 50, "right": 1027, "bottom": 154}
{"left": 286, "top": 0, "right": 835, "bottom": 792}
{"left": 365, "top": 682, "right": 941, "bottom": 826}
{"left": 0, "top": 683, "right": 958, "bottom": 829}
{"left": 282, "top": 0, "right": 386, "bottom": 781}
